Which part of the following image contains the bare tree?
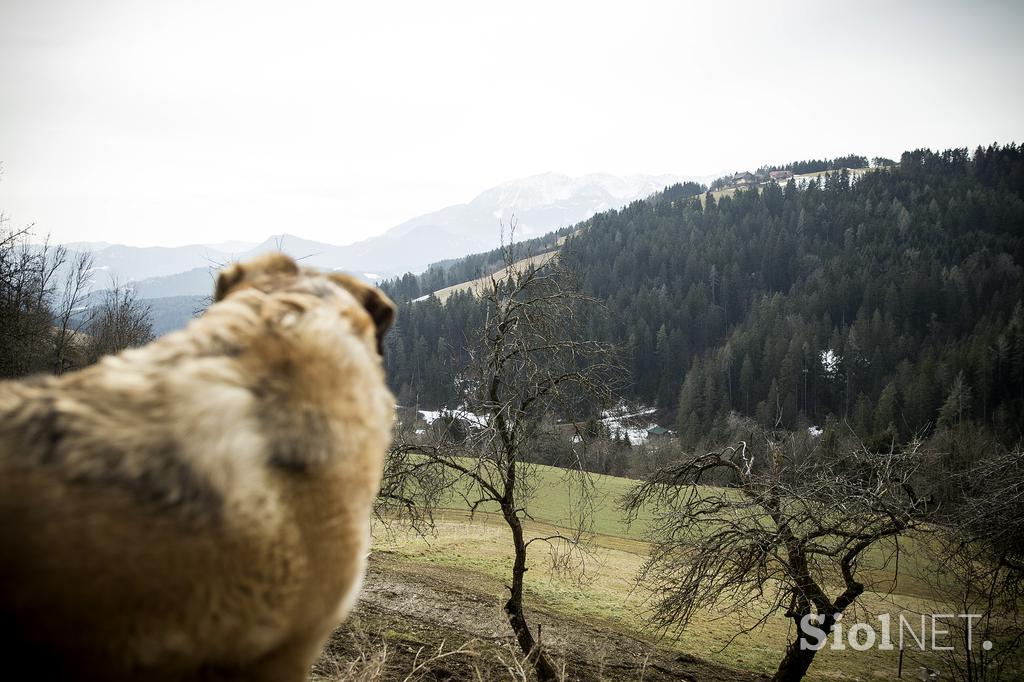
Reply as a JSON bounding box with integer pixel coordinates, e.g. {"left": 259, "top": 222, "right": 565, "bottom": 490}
{"left": 622, "top": 436, "right": 932, "bottom": 682}
{"left": 0, "top": 165, "right": 53, "bottom": 377}
{"left": 0, "top": 171, "right": 96, "bottom": 376}
{"left": 951, "top": 447, "right": 1024, "bottom": 579}
{"left": 85, "top": 279, "right": 154, "bottom": 362}
{"left": 0, "top": 220, "right": 71, "bottom": 377}
{"left": 52, "top": 249, "right": 95, "bottom": 374}
{"left": 927, "top": 447, "right": 1024, "bottom": 681}
{"left": 374, "top": 439, "right": 451, "bottom": 536}
{"left": 0, "top": 217, "right": 44, "bottom": 377}
{"left": 385, "top": 240, "right": 618, "bottom": 681}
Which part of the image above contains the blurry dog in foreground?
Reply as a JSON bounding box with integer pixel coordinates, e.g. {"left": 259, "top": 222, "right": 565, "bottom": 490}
{"left": 0, "top": 253, "right": 395, "bottom": 681}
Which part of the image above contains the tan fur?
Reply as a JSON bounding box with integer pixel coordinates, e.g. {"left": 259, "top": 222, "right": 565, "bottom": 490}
{"left": 0, "top": 253, "right": 396, "bottom": 681}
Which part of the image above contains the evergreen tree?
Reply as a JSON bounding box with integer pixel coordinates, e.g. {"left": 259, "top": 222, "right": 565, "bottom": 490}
{"left": 381, "top": 144, "right": 1024, "bottom": 449}
{"left": 939, "top": 371, "right": 973, "bottom": 427}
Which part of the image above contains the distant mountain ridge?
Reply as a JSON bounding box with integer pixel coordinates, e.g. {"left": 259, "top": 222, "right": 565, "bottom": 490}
{"left": 340, "top": 172, "right": 701, "bottom": 275}
{"left": 68, "top": 172, "right": 703, "bottom": 298}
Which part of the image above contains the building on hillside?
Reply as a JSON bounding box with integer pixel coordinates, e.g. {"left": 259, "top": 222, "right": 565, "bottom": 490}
{"left": 732, "top": 171, "right": 756, "bottom": 188}
{"left": 646, "top": 425, "right": 674, "bottom": 440}
{"left": 769, "top": 170, "right": 794, "bottom": 181}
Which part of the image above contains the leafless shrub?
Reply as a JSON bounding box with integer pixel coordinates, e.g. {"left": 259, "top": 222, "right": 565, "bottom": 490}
{"left": 85, "top": 279, "right": 154, "bottom": 362}
{"left": 0, "top": 219, "right": 93, "bottom": 377}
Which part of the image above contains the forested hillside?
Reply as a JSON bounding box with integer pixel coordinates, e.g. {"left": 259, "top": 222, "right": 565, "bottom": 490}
{"left": 383, "top": 145, "right": 1024, "bottom": 448}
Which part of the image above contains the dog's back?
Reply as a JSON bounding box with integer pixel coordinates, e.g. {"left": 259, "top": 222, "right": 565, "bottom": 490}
{"left": 0, "top": 254, "right": 395, "bottom": 681}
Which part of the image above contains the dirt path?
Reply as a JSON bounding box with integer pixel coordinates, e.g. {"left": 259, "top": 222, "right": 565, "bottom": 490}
{"left": 313, "top": 553, "right": 765, "bottom": 681}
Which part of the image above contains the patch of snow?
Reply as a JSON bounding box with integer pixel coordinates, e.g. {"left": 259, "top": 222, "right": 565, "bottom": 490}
{"left": 418, "top": 409, "right": 442, "bottom": 423}
{"left": 412, "top": 294, "right": 430, "bottom": 303}
{"left": 790, "top": 168, "right": 870, "bottom": 189}
{"left": 600, "top": 406, "right": 657, "bottom": 420}
{"left": 820, "top": 349, "right": 840, "bottom": 378}
{"left": 808, "top": 425, "right": 824, "bottom": 438}
{"left": 599, "top": 403, "right": 660, "bottom": 445}
{"left": 605, "top": 422, "right": 660, "bottom": 446}
{"left": 418, "top": 408, "right": 488, "bottom": 428}
{"left": 363, "top": 273, "right": 383, "bottom": 280}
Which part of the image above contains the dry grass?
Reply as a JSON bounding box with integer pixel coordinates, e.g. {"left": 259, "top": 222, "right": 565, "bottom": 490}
{"left": 431, "top": 251, "right": 559, "bottom": 303}
{"left": 313, "top": 617, "right": 601, "bottom": 682}
{"left": 313, "top": 630, "right": 527, "bottom": 682}
{"left": 370, "top": 513, "right": 951, "bottom": 680}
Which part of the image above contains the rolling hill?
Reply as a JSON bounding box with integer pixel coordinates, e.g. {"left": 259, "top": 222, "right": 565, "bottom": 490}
{"left": 380, "top": 146, "right": 1024, "bottom": 453}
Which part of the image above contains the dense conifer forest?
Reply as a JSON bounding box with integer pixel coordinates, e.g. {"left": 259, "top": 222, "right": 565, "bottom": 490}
{"left": 382, "top": 145, "right": 1024, "bottom": 449}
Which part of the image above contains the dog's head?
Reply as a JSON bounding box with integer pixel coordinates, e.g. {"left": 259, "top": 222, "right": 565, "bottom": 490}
{"left": 214, "top": 253, "right": 395, "bottom": 355}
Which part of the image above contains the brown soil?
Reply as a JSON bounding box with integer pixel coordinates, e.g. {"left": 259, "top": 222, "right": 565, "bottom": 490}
{"left": 312, "top": 552, "right": 767, "bottom": 682}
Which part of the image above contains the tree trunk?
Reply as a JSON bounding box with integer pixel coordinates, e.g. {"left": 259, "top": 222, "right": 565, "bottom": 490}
{"left": 502, "top": 505, "right": 559, "bottom": 682}
{"left": 772, "top": 634, "right": 819, "bottom": 682}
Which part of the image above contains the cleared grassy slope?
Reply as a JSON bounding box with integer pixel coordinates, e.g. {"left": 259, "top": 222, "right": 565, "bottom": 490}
{"left": 375, "top": 460, "right": 952, "bottom": 679}
{"left": 432, "top": 251, "right": 559, "bottom": 303}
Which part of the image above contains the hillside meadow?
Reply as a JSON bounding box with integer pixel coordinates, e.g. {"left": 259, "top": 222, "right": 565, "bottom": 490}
{"left": 369, "top": 462, "right": 951, "bottom": 680}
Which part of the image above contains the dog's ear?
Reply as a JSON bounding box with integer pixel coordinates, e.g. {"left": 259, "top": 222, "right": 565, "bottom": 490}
{"left": 214, "top": 253, "right": 300, "bottom": 302}
{"left": 330, "top": 274, "right": 396, "bottom": 355}
{"left": 214, "top": 263, "right": 246, "bottom": 302}
{"left": 361, "top": 287, "right": 396, "bottom": 355}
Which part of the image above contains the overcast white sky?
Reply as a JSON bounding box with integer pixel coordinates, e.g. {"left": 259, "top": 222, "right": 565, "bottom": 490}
{"left": 1, "top": 0, "right": 1021, "bottom": 247}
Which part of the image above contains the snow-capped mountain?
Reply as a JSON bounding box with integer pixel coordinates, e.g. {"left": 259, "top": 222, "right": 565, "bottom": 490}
{"left": 470, "top": 173, "right": 686, "bottom": 225}
{"left": 63, "top": 172, "right": 704, "bottom": 300}
{"left": 343, "top": 172, "right": 696, "bottom": 275}
{"left": 46, "top": 243, "right": 230, "bottom": 287}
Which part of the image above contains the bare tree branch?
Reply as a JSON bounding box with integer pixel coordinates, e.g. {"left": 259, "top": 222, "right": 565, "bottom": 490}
{"left": 622, "top": 434, "right": 933, "bottom": 681}
{"left": 382, "top": 228, "right": 620, "bottom": 681}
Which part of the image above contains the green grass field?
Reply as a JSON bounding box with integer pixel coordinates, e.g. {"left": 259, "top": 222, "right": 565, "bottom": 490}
{"left": 375, "top": 462, "right": 955, "bottom": 680}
